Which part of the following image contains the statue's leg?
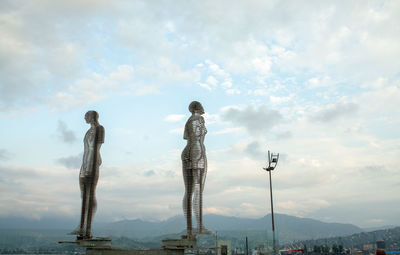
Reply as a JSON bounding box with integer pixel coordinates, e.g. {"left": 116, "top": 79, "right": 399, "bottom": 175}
{"left": 183, "top": 168, "right": 194, "bottom": 236}
{"left": 198, "top": 169, "right": 205, "bottom": 230}
{"left": 193, "top": 169, "right": 199, "bottom": 231}
{"left": 79, "top": 177, "right": 88, "bottom": 237}
{"left": 85, "top": 175, "right": 97, "bottom": 239}
{"left": 91, "top": 178, "right": 98, "bottom": 217}
{"left": 193, "top": 168, "right": 205, "bottom": 231}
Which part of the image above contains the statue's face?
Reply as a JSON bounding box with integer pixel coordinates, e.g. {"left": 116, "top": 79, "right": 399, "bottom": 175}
{"left": 85, "top": 112, "right": 96, "bottom": 124}
{"left": 84, "top": 114, "right": 90, "bottom": 124}
{"left": 194, "top": 109, "right": 204, "bottom": 115}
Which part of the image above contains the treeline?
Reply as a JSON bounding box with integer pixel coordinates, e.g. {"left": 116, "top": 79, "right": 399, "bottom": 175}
{"left": 0, "top": 245, "right": 84, "bottom": 254}
{"left": 294, "top": 227, "right": 400, "bottom": 251}
{"left": 311, "top": 244, "right": 345, "bottom": 253}
{"left": 0, "top": 229, "right": 84, "bottom": 254}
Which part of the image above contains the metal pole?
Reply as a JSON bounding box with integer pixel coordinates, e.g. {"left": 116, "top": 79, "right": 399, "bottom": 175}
{"left": 268, "top": 170, "right": 276, "bottom": 255}
{"left": 246, "top": 236, "right": 249, "bottom": 255}
{"left": 269, "top": 170, "right": 275, "bottom": 232}
{"left": 216, "top": 231, "right": 218, "bottom": 255}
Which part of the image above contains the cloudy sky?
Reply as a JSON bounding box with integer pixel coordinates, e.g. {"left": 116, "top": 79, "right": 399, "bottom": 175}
{"left": 1, "top": 0, "right": 399, "bottom": 228}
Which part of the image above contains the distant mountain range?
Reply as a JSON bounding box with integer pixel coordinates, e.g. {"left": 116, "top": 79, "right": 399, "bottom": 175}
{"left": 0, "top": 213, "right": 365, "bottom": 243}
{"left": 97, "top": 213, "right": 364, "bottom": 244}
{"left": 1, "top": 213, "right": 398, "bottom": 252}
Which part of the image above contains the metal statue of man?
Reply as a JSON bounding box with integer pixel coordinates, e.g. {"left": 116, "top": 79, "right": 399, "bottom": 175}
{"left": 71, "top": 110, "right": 105, "bottom": 239}
{"left": 181, "top": 101, "right": 208, "bottom": 237}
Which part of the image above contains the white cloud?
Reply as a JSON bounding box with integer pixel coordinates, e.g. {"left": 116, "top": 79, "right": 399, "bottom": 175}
{"left": 165, "top": 21, "right": 175, "bottom": 33}
{"left": 308, "top": 77, "right": 320, "bottom": 87}
{"left": 50, "top": 66, "right": 135, "bottom": 111}
{"left": 203, "top": 112, "right": 220, "bottom": 125}
{"left": 221, "top": 80, "right": 232, "bottom": 89}
{"left": 0, "top": 149, "right": 11, "bottom": 161}
{"left": 223, "top": 38, "right": 272, "bottom": 76}
{"left": 206, "top": 75, "right": 218, "bottom": 87}
{"left": 1, "top": 1, "right": 400, "bottom": 227}
{"left": 205, "top": 60, "right": 230, "bottom": 79}
{"left": 156, "top": 57, "right": 200, "bottom": 83}
{"left": 50, "top": 58, "right": 199, "bottom": 110}
{"left": 57, "top": 120, "right": 77, "bottom": 144}
{"left": 221, "top": 104, "right": 283, "bottom": 135}
{"left": 226, "top": 88, "right": 241, "bottom": 95}
{"left": 109, "top": 65, "right": 134, "bottom": 82}
{"left": 169, "top": 128, "right": 184, "bottom": 134}
{"left": 57, "top": 152, "right": 82, "bottom": 169}
{"left": 199, "top": 60, "right": 236, "bottom": 93}
{"left": 307, "top": 76, "right": 332, "bottom": 88}
{"left": 277, "top": 199, "right": 331, "bottom": 216}
{"left": 0, "top": 1, "right": 113, "bottom": 111}
{"left": 198, "top": 82, "right": 212, "bottom": 91}
{"left": 2, "top": 1, "right": 400, "bottom": 112}
{"left": 212, "top": 127, "right": 244, "bottom": 135}
{"left": 135, "top": 86, "right": 160, "bottom": 96}
{"left": 252, "top": 57, "right": 272, "bottom": 75}
{"left": 249, "top": 89, "right": 268, "bottom": 96}
{"left": 367, "top": 218, "right": 384, "bottom": 224}
{"left": 310, "top": 102, "right": 359, "bottom": 122}
{"left": 164, "top": 114, "right": 186, "bottom": 122}
{"left": 269, "top": 94, "right": 294, "bottom": 104}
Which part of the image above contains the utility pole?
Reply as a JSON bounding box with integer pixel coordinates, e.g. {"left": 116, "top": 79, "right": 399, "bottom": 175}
{"left": 245, "top": 236, "right": 249, "bottom": 255}
{"left": 216, "top": 231, "right": 218, "bottom": 255}
{"left": 263, "top": 150, "right": 279, "bottom": 255}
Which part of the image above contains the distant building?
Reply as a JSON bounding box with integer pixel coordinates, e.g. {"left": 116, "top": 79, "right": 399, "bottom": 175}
{"left": 376, "top": 241, "right": 385, "bottom": 250}
{"left": 363, "top": 243, "right": 376, "bottom": 251}
{"left": 217, "top": 240, "right": 231, "bottom": 255}
{"left": 351, "top": 248, "right": 363, "bottom": 255}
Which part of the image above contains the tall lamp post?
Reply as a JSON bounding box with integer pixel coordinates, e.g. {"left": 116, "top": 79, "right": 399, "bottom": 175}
{"left": 263, "top": 150, "right": 279, "bottom": 255}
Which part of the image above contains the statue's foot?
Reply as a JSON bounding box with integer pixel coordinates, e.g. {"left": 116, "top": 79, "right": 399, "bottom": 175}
{"left": 196, "top": 227, "right": 212, "bottom": 235}
{"left": 181, "top": 234, "right": 196, "bottom": 240}
{"left": 84, "top": 235, "right": 93, "bottom": 240}
{"left": 68, "top": 227, "right": 84, "bottom": 236}
{"left": 76, "top": 234, "right": 92, "bottom": 240}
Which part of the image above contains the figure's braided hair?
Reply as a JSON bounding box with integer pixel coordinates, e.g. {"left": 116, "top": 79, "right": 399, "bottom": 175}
{"left": 188, "top": 101, "right": 204, "bottom": 114}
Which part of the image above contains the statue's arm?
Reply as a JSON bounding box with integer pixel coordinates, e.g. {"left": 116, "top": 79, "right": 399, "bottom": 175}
{"left": 191, "top": 119, "right": 202, "bottom": 138}
{"left": 85, "top": 140, "right": 95, "bottom": 175}
{"left": 97, "top": 126, "right": 105, "bottom": 144}
{"left": 85, "top": 126, "right": 105, "bottom": 175}
{"left": 81, "top": 151, "right": 86, "bottom": 171}
{"left": 183, "top": 121, "right": 189, "bottom": 140}
{"left": 200, "top": 116, "right": 207, "bottom": 135}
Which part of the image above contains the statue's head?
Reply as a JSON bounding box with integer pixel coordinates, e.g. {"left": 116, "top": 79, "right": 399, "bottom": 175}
{"left": 85, "top": 110, "right": 99, "bottom": 124}
{"left": 188, "top": 101, "right": 204, "bottom": 115}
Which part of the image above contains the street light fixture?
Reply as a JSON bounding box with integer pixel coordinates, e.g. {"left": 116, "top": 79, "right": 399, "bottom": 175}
{"left": 263, "top": 150, "right": 279, "bottom": 255}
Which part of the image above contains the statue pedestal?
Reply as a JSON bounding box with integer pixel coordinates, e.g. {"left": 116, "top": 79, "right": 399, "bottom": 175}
{"left": 86, "top": 247, "right": 187, "bottom": 255}
{"left": 77, "top": 237, "right": 112, "bottom": 248}
{"left": 162, "top": 237, "right": 196, "bottom": 250}
{"left": 60, "top": 236, "right": 197, "bottom": 255}
{"left": 59, "top": 237, "right": 112, "bottom": 248}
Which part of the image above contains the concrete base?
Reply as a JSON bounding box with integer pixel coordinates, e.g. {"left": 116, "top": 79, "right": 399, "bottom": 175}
{"left": 162, "top": 237, "right": 196, "bottom": 250}
{"left": 82, "top": 237, "right": 196, "bottom": 255}
{"left": 86, "top": 247, "right": 185, "bottom": 255}
{"left": 77, "top": 237, "right": 112, "bottom": 248}
{"left": 58, "top": 237, "right": 111, "bottom": 248}
{"left": 61, "top": 235, "right": 197, "bottom": 255}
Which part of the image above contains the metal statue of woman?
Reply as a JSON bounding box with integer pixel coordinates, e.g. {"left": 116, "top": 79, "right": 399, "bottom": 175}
{"left": 71, "top": 110, "right": 105, "bottom": 239}
{"left": 181, "top": 101, "right": 208, "bottom": 237}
